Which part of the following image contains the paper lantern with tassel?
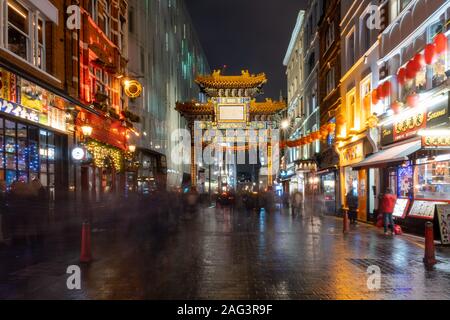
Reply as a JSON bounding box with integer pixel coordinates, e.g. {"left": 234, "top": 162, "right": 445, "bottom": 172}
{"left": 397, "top": 68, "right": 407, "bottom": 85}
{"left": 434, "top": 33, "right": 448, "bottom": 55}
{"left": 424, "top": 43, "right": 437, "bottom": 65}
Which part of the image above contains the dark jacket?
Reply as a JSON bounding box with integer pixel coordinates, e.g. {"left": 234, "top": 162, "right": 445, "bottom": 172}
{"left": 346, "top": 192, "right": 358, "bottom": 210}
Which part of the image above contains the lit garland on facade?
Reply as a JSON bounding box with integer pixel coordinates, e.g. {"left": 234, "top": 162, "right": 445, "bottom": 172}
{"left": 85, "top": 140, "right": 124, "bottom": 172}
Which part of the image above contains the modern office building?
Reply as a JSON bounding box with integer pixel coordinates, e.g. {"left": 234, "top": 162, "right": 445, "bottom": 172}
{"left": 127, "top": 0, "right": 209, "bottom": 191}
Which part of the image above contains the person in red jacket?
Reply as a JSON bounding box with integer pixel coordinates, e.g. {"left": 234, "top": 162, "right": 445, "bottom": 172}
{"left": 381, "top": 188, "right": 397, "bottom": 235}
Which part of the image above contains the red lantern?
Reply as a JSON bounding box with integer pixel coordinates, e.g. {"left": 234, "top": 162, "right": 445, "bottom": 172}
{"left": 424, "top": 43, "right": 436, "bottom": 65}
{"left": 377, "top": 85, "right": 385, "bottom": 100}
{"left": 406, "top": 60, "right": 419, "bottom": 79}
{"left": 391, "top": 101, "right": 402, "bottom": 114}
{"left": 397, "top": 68, "right": 407, "bottom": 85}
{"left": 371, "top": 90, "right": 379, "bottom": 105}
{"left": 406, "top": 93, "right": 419, "bottom": 108}
{"left": 414, "top": 53, "right": 425, "bottom": 68}
{"left": 434, "top": 33, "right": 448, "bottom": 54}
{"left": 382, "top": 81, "right": 392, "bottom": 98}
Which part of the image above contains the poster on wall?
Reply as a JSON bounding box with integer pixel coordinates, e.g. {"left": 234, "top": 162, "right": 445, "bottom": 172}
{"left": 393, "top": 198, "right": 409, "bottom": 219}
{"left": 409, "top": 200, "right": 445, "bottom": 219}
{"left": 436, "top": 205, "right": 450, "bottom": 245}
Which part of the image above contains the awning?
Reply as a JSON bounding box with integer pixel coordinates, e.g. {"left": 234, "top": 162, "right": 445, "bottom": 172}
{"left": 352, "top": 140, "right": 422, "bottom": 169}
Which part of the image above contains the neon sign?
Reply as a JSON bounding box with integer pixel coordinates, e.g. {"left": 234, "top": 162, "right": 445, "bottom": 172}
{"left": 0, "top": 98, "right": 39, "bottom": 123}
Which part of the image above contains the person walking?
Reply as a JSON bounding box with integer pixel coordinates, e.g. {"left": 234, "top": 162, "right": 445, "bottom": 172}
{"left": 381, "top": 188, "right": 397, "bottom": 235}
{"left": 291, "top": 190, "right": 303, "bottom": 216}
{"left": 346, "top": 188, "right": 358, "bottom": 225}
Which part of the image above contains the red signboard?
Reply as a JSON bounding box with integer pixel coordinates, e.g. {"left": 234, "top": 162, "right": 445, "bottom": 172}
{"left": 77, "top": 111, "right": 127, "bottom": 150}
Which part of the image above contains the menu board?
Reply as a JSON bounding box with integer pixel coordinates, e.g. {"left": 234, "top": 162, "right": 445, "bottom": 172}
{"left": 393, "top": 198, "right": 409, "bottom": 218}
{"left": 409, "top": 201, "right": 444, "bottom": 219}
{"left": 436, "top": 205, "right": 450, "bottom": 245}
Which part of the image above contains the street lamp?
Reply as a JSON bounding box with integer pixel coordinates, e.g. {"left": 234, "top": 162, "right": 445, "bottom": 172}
{"left": 128, "top": 144, "right": 136, "bottom": 153}
{"left": 281, "top": 119, "right": 290, "bottom": 130}
{"left": 81, "top": 125, "right": 93, "bottom": 137}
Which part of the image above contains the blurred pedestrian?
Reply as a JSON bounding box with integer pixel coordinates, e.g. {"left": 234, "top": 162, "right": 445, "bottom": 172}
{"left": 291, "top": 190, "right": 303, "bottom": 216}
{"left": 346, "top": 188, "right": 358, "bottom": 224}
{"left": 381, "top": 188, "right": 397, "bottom": 235}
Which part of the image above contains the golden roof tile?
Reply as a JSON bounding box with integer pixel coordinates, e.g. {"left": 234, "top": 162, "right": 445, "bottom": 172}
{"left": 195, "top": 70, "right": 268, "bottom": 89}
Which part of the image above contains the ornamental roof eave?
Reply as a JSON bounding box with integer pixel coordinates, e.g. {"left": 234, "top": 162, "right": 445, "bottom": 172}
{"left": 175, "top": 98, "right": 287, "bottom": 117}
{"left": 195, "top": 70, "right": 268, "bottom": 90}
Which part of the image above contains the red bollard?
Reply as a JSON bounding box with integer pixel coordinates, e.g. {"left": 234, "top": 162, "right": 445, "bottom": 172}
{"left": 343, "top": 209, "right": 350, "bottom": 234}
{"left": 423, "top": 222, "right": 437, "bottom": 267}
{"left": 80, "top": 222, "right": 92, "bottom": 263}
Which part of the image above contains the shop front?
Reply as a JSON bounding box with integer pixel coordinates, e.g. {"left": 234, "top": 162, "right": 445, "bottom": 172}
{"left": 353, "top": 92, "right": 450, "bottom": 236}
{"left": 0, "top": 67, "right": 70, "bottom": 198}
{"left": 339, "top": 138, "right": 373, "bottom": 222}
{"left": 135, "top": 148, "right": 168, "bottom": 194}
{"left": 316, "top": 147, "right": 340, "bottom": 215}
{"left": 75, "top": 110, "right": 128, "bottom": 198}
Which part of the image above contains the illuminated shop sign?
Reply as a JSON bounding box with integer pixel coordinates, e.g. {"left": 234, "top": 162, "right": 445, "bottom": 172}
{"left": 341, "top": 142, "right": 364, "bottom": 166}
{"left": 381, "top": 94, "right": 449, "bottom": 146}
{"left": 0, "top": 98, "right": 39, "bottom": 123}
{"left": 422, "top": 136, "right": 450, "bottom": 148}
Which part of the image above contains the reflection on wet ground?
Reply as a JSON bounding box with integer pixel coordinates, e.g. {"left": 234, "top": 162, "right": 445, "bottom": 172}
{"left": 0, "top": 195, "right": 450, "bottom": 300}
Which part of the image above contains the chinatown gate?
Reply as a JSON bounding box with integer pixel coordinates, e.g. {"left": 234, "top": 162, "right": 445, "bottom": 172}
{"left": 176, "top": 70, "right": 286, "bottom": 191}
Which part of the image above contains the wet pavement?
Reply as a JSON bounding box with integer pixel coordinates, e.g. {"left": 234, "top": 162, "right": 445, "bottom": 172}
{"left": 1, "top": 196, "right": 450, "bottom": 300}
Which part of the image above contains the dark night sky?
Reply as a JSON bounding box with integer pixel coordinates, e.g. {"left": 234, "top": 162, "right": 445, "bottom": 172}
{"left": 184, "top": 0, "right": 307, "bottom": 101}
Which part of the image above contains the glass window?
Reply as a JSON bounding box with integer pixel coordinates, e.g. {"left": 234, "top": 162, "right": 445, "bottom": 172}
{"left": 415, "top": 158, "right": 450, "bottom": 201}
{"left": 29, "top": 140, "right": 39, "bottom": 172}
{"left": 7, "top": 0, "right": 30, "bottom": 60}
{"left": 5, "top": 0, "right": 47, "bottom": 70}
{"left": 5, "top": 120, "right": 15, "bottom": 136}
{"left": 5, "top": 170, "right": 16, "bottom": 186}
{"left": 5, "top": 153, "right": 15, "bottom": 170}
{"left": 5, "top": 136, "right": 15, "bottom": 153}
{"left": 17, "top": 123, "right": 27, "bottom": 138}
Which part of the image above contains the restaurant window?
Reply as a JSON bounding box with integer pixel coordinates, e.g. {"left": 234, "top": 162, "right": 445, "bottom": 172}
{"left": 3, "top": 0, "right": 46, "bottom": 69}
{"left": 428, "top": 20, "right": 448, "bottom": 88}
{"left": 415, "top": 156, "right": 450, "bottom": 201}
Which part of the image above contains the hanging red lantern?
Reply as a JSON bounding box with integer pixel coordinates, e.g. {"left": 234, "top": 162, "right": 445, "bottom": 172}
{"left": 414, "top": 53, "right": 425, "bottom": 68}
{"left": 391, "top": 101, "right": 403, "bottom": 114}
{"left": 397, "top": 68, "right": 407, "bottom": 86}
{"left": 406, "top": 93, "right": 419, "bottom": 108}
{"left": 377, "top": 85, "right": 385, "bottom": 100}
{"left": 406, "top": 60, "right": 419, "bottom": 79}
{"left": 424, "top": 43, "right": 437, "bottom": 65}
{"left": 434, "top": 33, "right": 448, "bottom": 54}
{"left": 371, "top": 89, "right": 379, "bottom": 105}
{"left": 382, "top": 81, "right": 392, "bottom": 98}
{"left": 327, "top": 123, "right": 336, "bottom": 133}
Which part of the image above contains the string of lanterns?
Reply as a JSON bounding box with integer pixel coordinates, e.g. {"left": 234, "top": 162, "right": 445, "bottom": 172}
{"left": 371, "top": 32, "right": 448, "bottom": 113}
{"left": 280, "top": 123, "right": 335, "bottom": 149}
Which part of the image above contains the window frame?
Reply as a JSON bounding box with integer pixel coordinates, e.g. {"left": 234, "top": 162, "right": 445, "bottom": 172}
{"left": 1, "top": 0, "right": 46, "bottom": 70}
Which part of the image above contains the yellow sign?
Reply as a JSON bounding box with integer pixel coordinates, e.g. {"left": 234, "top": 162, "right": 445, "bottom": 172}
{"left": 124, "top": 80, "right": 143, "bottom": 98}
{"left": 341, "top": 142, "right": 364, "bottom": 166}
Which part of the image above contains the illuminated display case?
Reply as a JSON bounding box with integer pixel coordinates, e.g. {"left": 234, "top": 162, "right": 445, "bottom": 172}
{"left": 415, "top": 156, "right": 450, "bottom": 201}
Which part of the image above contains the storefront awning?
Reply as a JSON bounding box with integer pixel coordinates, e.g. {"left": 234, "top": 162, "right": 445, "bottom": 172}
{"left": 352, "top": 140, "right": 422, "bottom": 169}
